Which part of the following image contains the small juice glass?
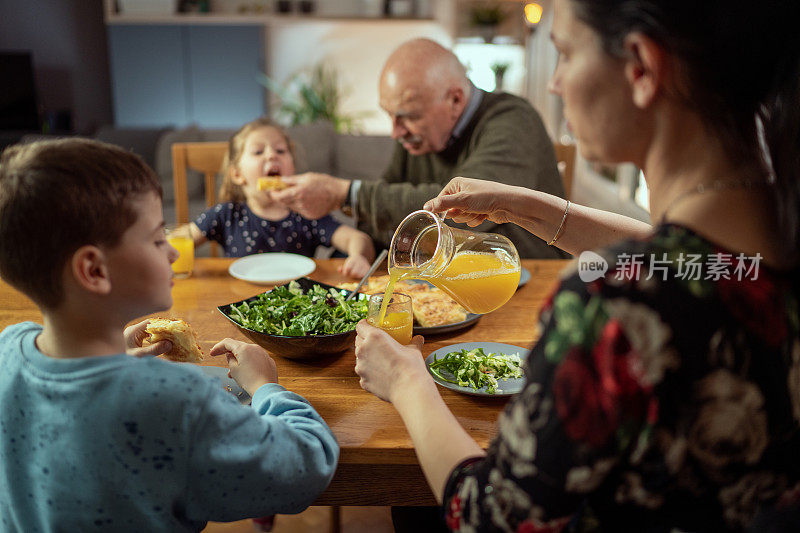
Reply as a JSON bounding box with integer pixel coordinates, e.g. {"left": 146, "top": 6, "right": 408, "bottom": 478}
{"left": 367, "top": 293, "right": 413, "bottom": 345}
{"left": 166, "top": 224, "right": 194, "bottom": 279}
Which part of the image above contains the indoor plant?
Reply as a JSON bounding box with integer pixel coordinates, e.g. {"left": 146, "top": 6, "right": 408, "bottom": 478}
{"left": 257, "top": 62, "right": 369, "bottom": 133}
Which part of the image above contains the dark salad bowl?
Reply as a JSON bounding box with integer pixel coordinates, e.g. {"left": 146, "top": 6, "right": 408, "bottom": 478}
{"left": 217, "top": 277, "right": 369, "bottom": 360}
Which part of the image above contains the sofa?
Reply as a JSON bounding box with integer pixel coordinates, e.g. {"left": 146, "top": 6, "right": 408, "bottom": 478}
{"left": 136, "top": 122, "right": 397, "bottom": 226}
{"left": 19, "top": 120, "right": 651, "bottom": 234}
{"left": 20, "top": 121, "right": 396, "bottom": 227}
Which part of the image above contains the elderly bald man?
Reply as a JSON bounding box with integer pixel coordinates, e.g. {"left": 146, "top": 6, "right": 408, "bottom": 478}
{"left": 271, "top": 38, "right": 568, "bottom": 259}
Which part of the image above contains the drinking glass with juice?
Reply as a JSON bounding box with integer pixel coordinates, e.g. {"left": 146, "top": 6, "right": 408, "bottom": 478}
{"left": 165, "top": 224, "right": 194, "bottom": 279}
{"left": 379, "top": 210, "right": 521, "bottom": 319}
{"left": 368, "top": 293, "right": 413, "bottom": 345}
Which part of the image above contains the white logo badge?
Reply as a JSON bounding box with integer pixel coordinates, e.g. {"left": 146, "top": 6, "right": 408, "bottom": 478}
{"left": 578, "top": 251, "right": 608, "bottom": 282}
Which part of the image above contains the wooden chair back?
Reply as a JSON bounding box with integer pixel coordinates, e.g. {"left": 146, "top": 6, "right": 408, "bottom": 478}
{"left": 171, "top": 141, "right": 229, "bottom": 257}
{"left": 553, "top": 143, "right": 577, "bottom": 199}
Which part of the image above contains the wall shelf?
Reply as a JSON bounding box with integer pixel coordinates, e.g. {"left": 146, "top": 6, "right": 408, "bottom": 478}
{"left": 105, "top": 13, "right": 435, "bottom": 25}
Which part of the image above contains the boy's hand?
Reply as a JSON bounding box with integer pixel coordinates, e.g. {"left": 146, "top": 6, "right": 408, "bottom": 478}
{"left": 339, "top": 254, "right": 371, "bottom": 278}
{"left": 210, "top": 338, "right": 278, "bottom": 396}
{"left": 124, "top": 319, "right": 172, "bottom": 358}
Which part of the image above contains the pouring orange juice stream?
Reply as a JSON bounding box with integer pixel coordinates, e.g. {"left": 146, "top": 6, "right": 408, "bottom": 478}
{"left": 376, "top": 251, "right": 521, "bottom": 325}
{"left": 370, "top": 305, "right": 413, "bottom": 344}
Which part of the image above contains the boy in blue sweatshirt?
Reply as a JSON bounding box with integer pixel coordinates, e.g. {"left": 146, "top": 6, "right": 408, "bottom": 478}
{"left": 0, "top": 138, "right": 338, "bottom": 531}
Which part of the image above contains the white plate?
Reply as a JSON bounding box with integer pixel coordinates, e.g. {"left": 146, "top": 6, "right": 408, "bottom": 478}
{"left": 228, "top": 253, "right": 316, "bottom": 284}
{"left": 425, "top": 342, "right": 528, "bottom": 397}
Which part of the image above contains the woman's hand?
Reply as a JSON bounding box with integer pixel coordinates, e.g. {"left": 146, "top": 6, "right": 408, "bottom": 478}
{"left": 354, "top": 320, "right": 429, "bottom": 403}
{"left": 339, "top": 254, "right": 371, "bottom": 278}
{"left": 210, "top": 338, "right": 278, "bottom": 396}
{"left": 423, "top": 177, "right": 521, "bottom": 226}
{"left": 124, "top": 319, "right": 172, "bottom": 358}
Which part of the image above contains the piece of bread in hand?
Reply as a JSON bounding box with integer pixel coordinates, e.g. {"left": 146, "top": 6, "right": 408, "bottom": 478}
{"left": 144, "top": 317, "right": 204, "bottom": 362}
{"left": 257, "top": 177, "right": 289, "bottom": 191}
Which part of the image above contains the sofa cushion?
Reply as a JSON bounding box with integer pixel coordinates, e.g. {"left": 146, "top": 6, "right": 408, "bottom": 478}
{"left": 286, "top": 121, "right": 336, "bottom": 174}
{"left": 154, "top": 125, "right": 205, "bottom": 203}
{"left": 93, "top": 125, "right": 170, "bottom": 172}
{"left": 198, "top": 129, "right": 237, "bottom": 143}
{"left": 335, "top": 134, "right": 395, "bottom": 181}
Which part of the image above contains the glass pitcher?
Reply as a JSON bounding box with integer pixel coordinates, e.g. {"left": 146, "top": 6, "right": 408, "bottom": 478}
{"left": 388, "top": 210, "right": 521, "bottom": 314}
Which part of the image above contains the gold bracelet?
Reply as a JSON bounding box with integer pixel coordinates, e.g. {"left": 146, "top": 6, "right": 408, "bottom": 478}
{"left": 547, "top": 200, "right": 570, "bottom": 246}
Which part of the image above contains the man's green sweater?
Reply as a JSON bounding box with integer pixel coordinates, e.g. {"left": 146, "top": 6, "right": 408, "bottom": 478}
{"left": 355, "top": 91, "right": 570, "bottom": 259}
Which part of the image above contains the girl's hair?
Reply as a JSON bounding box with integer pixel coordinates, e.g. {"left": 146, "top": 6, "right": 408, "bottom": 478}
{"left": 218, "top": 117, "right": 296, "bottom": 203}
{"left": 569, "top": 0, "right": 800, "bottom": 259}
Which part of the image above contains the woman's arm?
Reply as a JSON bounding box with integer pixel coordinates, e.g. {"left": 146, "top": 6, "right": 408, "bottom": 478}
{"left": 354, "top": 322, "right": 484, "bottom": 502}
{"left": 393, "top": 372, "right": 485, "bottom": 502}
{"left": 424, "top": 177, "right": 652, "bottom": 256}
{"left": 331, "top": 225, "right": 376, "bottom": 278}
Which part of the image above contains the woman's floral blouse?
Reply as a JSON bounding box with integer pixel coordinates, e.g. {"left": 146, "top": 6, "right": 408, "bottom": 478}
{"left": 443, "top": 224, "right": 800, "bottom": 532}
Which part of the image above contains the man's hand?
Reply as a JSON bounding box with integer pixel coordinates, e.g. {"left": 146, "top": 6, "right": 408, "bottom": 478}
{"left": 270, "top": 172, "right": 350, "bottom": 220}
{"left": 124, "top": 319, "right": 172, "bottom": 358}
{"left": 423, "top": 177, "right": 519, "bottom": 226}
{"left": 210, "top": 338, "right": 278, "bottom": 396}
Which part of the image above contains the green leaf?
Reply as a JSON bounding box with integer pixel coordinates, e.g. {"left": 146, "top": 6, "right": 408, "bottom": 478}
{"left": 256, "top": 61, "right": 373, "bottom": 133}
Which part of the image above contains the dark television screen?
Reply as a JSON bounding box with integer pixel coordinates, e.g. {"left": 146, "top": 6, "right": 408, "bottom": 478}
{"left": 0, "top": 52, "right": 40, "bottom": 130}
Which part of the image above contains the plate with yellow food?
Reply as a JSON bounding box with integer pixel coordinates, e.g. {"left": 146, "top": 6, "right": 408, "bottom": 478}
{"left": 339, "top": 275, "right": 481, "bottom": 335}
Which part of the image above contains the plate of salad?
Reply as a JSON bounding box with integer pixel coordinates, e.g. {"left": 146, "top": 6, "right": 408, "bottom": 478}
{"left": 217, "top": 277, "right": 369, "bottom": 359}
{"left": 425, "top": 342, "right": 527, "bottom": 396}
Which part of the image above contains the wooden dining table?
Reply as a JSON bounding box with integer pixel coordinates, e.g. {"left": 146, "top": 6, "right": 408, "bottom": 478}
{"left": 0, "top": 257, "right": 568, "bottom": 506}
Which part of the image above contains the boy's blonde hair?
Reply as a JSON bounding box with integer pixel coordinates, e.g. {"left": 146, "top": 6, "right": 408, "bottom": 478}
{"left": 0, "top": 138, "right": 162, "bottom": 309}
{"left": 218, "top": 117, "right": 296, "bottom": 203}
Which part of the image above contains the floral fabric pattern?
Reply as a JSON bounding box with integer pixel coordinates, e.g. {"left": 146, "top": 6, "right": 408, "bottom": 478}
{"left": 442, "top": 224, "right": 800, "bottom": 532}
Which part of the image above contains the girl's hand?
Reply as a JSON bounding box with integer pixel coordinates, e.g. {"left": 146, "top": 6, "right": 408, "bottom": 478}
{"left": 354, "top": 320, "right": 428, "bottom": 403}
{"left": 339, "top": 254, "right": 371, "bottom": 278}
{"left": 124, "top": 319, "right": 172, "bottom": 358}
{"left": 210, "top": 338, "right": 278, "bottom": 396}
{"left": 423, "top": 177, "right": 519, "bottom": 226}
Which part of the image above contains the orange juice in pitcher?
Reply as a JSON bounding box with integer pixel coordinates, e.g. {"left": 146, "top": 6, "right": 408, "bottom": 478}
{"left": 380, "top": 210, "right": 521, "bottom": 320}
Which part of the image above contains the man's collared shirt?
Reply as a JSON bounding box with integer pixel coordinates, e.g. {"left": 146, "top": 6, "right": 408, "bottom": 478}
{"left": 448, "top": 83, "right": 484, "bottom": 147}
{"left": 346, "top": 83, "right": 485, "bottom": 223}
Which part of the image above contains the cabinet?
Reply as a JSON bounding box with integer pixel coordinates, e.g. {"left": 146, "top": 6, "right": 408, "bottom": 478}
{"left": 107, "top": 24, "right": 264, "bottom": 127}
{"left": 102, "top": 0, "right": 456, "bottom": 131}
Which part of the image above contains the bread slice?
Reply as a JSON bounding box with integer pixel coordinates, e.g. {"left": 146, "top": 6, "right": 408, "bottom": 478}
{"left": 257, "top": 177, "right": 289, "bottom": 191}
{"left": 144, "top": 317, "right": 204, "bottom": 363}
{"left": 409, "top": 289, "right": 468, "bottom": 327}
{"left": 338, "top": 277, "right": 467, "bottom": 327}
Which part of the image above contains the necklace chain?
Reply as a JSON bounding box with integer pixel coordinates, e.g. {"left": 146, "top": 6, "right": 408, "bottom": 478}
{"left": 660, "top": 178, "right": 770, "bottom": 223}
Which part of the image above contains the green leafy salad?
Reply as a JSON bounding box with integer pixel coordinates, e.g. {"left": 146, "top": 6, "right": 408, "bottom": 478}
{"left": 428, "top": 348, "right": 523, "bottom": 394}
{"left": 226, "top": 281, "right": 368, "bottom": 336}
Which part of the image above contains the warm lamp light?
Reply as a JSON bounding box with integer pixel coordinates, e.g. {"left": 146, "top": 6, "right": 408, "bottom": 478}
{"left": 524, "top": 2, "right": 543, "bottom": 26}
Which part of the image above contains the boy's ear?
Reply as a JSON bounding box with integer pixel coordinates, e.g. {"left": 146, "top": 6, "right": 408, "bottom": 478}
{"left": 622, "top": 32, "right": 667, "bottom": 109}
{"left": 70, "top": 245, "right": 112, "bottom": 296}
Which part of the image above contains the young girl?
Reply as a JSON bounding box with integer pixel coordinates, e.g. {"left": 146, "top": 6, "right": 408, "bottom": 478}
{"left": 188, "top": 118, "right": 374, "bottom": 278}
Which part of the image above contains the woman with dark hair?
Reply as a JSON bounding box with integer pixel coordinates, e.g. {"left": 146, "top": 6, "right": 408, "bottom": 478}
{"left": 353, "top": 0, "right": 800, "bottom": 530}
